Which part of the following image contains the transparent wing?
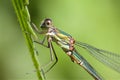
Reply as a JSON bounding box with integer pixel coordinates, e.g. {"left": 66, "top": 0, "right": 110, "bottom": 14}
{"left": 75, "top": 41, "right": 120, "bottom": 73}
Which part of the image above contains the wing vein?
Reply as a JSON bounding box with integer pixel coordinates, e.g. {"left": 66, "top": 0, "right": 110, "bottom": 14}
{"left": 75, "top": 41, "right": 120, "bottom": 73}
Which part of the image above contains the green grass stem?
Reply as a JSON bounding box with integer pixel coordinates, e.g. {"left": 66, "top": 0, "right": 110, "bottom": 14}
{"left": 12, "top": 0, "right": 43, "bottom": 80}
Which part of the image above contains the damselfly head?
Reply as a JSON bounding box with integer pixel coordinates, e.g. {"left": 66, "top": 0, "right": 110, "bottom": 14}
{"left": 40, "top": 18, "right": 53, "bottom": 29}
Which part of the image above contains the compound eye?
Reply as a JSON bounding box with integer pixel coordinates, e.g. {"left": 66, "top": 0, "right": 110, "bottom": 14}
{"left": 41, "top": 18, "right": 52, "bottom": 28}
{"left": 45, "top": 20, "right": 52, "bottom": 26}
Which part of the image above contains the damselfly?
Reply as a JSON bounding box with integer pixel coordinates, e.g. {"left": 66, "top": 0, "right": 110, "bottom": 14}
{"left": 31, "top": 18, "right": 120, "bottom": 80}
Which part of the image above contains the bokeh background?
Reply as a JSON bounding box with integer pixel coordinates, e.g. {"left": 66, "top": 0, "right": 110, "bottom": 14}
{"left": 0, "top": 0, "right": 120, "bottom": 80}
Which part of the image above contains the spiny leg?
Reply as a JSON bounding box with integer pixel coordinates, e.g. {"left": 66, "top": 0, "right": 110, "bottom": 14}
{"left": 31, "top": 22, "right": 57, "bottom": 71}
{"left": 31, "top": 22, "right": 45, "bottom": 34}
{"left": 40, "top": 37, "right": 58, "bottom": 74}
{"left": 34, "top": 35, "right": 48, "bottom": 48}
{"left": 24, "top": 22, "right": 48, "bottom": 51}
{"left": 34, "top": 37, "right": 58, "bottom": 78}
{"left": 31, "top": 22, "right": 58, "bottom": 77}
{"left": 31, "top": 22, "right": 49, "bottom": 48}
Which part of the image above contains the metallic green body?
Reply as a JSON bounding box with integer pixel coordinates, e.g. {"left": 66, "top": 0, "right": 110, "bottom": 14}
{"left": 31, "top": 18, "right": 120, "bottom": 80}
{"left": 52, "top": 28, "right": 103, "bottom": 80}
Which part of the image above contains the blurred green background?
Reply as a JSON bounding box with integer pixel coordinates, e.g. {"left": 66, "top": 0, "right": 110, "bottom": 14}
{"left": 0, "top": 0, "right": 120, "bottom": 80}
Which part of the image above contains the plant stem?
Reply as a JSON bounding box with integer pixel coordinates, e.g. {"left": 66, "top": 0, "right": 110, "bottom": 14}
{"left": 12, "top": 0, "right": 43, "bottom": 80}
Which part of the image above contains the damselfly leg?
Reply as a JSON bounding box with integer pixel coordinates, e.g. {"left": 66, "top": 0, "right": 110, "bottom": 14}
{"left": 31, "top": 22, "right": 58, "bottom": 75}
